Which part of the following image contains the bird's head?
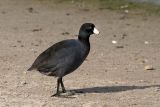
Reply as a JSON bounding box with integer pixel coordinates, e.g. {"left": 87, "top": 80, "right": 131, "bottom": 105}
{"left": 78, "top": 23, "right": 99, "bottom": 40}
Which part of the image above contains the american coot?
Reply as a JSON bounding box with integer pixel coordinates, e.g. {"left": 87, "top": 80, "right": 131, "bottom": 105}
{"left": 28, "top": 23, "right": 99, "bottom": 97}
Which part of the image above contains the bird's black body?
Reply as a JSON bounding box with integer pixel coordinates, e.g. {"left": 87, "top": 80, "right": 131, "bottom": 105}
{"left": 28, "top": 39, "right": 90, "bottom": 77}
{"left": 28, "top": 23, "right": 99, "bottom": 96}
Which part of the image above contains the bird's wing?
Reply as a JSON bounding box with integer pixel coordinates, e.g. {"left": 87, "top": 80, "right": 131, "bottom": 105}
{"left": 28, "top": 39, "right": 80, "bottom": 71}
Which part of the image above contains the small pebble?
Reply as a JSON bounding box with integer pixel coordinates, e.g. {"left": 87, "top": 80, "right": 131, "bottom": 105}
{"left": 124, "top": 10, "right": 129, "bottom": 13}
{"left": 112, "top": 40, "right": 117, "bottom": 44}
{"left": 141, "top": 59, "right": 148, "bottom": 64}
{"left": 62, "top": 32, "right": 70, "bottom": 35}
{"left": 144, "top": 41, "right": 149, "bottom": 44}
{"left": 116, "top": 46, "right": 124, "bottom": 48}
{"left": 105, "top": 69, "right": 108, "bottom": 72}
{"left": 34, "top": 44, "right": 39, "bottom": 47}
{"left": 32, "top": 28, "right": 42, "bottom": 32}
{"left": 113, "top": 34, "right": 116, "bottom": 37}
{"left": 17, "top": 40, "right": 22, "bottom": 43}
{"left": 122, "top": 33, "right": 127, "bottom": 39}
{"left": 144, "top": 65, "right": 155, "bottom": 70}
{"left": 28, "top": 7, "right": 34, "bottom": 13}
{"left": 21, "top": 45, "right": 24, "bottom": 47}
{"left": 66, "top": 13, "right": 70, "bottom": 16}
{"left": 21, "top": 81, "right": 27, "bottom": 85}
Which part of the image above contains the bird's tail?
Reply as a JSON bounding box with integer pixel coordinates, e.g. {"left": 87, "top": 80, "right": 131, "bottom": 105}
{"left": 27, "top": 66, "right": 34, "bottom": 71}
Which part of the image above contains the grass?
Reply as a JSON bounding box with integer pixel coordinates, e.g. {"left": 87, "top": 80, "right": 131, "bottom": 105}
{"left": 54, "top": 0, "right": 160, "bottom": 16}
{"left": 99, "top": 0, "right": 160, "bottom": 15}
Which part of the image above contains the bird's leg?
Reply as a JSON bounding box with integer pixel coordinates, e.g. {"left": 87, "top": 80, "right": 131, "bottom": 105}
{"left": 60, "top": 77, "right": 66, "bottom": 93}
{"left": 51, "top": 78, "right": 61, "bottom": 97}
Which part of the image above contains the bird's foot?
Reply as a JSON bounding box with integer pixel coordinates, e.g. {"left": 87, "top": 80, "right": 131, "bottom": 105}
{"left": 51, "top": 93, "right": 60, "bottom": 97}
{"left": 62, "top": 89, "right": 66, "bottom": 93}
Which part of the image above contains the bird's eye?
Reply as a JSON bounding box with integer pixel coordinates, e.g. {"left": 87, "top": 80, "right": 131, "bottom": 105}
{"left": 86, "top": 27, "right": 92, "bottom": 31}
{"left": 89, "top": 26, "right": 92, "bottom": 30}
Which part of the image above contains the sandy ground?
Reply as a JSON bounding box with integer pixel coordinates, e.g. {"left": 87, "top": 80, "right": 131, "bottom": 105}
{"left": 0, "top": 0, "right": 160, "bottom": 107}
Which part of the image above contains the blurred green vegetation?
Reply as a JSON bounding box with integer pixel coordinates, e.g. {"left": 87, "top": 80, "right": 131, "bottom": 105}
{"left": 99, "top": 0, "right": 160, "bottom": 15}
{"left": 54, "top": 0, "right": 160, "bottom": 16}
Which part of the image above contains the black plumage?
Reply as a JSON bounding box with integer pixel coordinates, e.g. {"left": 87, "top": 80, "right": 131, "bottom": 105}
{"left": 28, "top": 23, "right": 99, "bottom": 96}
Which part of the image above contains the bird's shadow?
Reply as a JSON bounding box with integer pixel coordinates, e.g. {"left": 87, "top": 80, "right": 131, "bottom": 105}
{"left": 69, "top": 85, "right": 160, "bottom": 94}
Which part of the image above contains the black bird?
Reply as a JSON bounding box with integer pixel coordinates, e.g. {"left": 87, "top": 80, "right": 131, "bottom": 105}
{"left": 28, "top": 23, "right": 99, "bottom": 97}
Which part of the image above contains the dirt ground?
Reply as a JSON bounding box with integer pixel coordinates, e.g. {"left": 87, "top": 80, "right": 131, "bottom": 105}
{"left": 0, "top": 0, "right": 160, "bottom": 107}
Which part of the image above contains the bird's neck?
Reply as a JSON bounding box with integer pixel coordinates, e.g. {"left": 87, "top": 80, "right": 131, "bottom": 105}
{"left": 78, "top": 36, "right": 90, "bottom": 46}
